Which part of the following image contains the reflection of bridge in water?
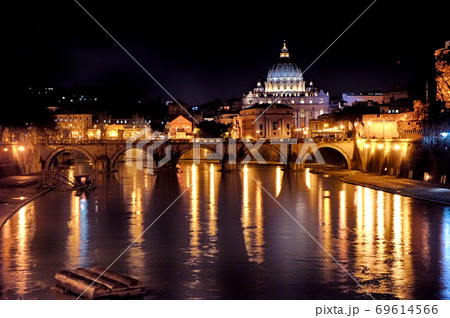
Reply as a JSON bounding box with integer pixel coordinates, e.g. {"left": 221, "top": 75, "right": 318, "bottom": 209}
{"left": 39, "top": 138, "right": 358, "bottom": 172}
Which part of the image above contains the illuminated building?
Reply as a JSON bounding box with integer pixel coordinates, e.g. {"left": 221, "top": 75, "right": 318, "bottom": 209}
{"left": 308, "top": 117, "right": 351, "bottom": 138}
{"left": 233, "top": 103, "right": 293, "bottom": 139}
{"left": 92, "top": 118, "right": 151, "bottom": 140}
{"left": 362, "top": 100, "right": 428, "bottom": 139}
{"left": 55, "top": 114, "right": 93, "bottom": 139}
{"left": 435, "top": 41, "right": 450, "bottom": 108}
{"left": 213, "top": 112, "right": 239, "bottom": 125}
{"left": 362, "top": 112, "right": 417, "bottom": 139}
{"left": 167, "top": 115, "right": 193, "bottom": 139}
{"left": 242, "top": 41, "right": 330, "bottom": 128}
{"left": 342, "top": 91, "right": 383, "bottom": 105}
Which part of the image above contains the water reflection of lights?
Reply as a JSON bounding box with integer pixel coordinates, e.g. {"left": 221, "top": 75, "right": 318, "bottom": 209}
{"left": 376, "top": 191, "right": 385, "bottom": 241}
{"left": 241, "top": 165, "right": 264, "bottom": 264}
{"left": 305, "top": 168, "right": 311, "bottom": 189}
{"left": 189, "top": 164, "right": 200, "bottom": 259}
{"left": 275, "top": 166, "right": 283, "bottom": 197}
{"left": 130, "top": 170, "right": 144, "bottom": 237}
{"left": 128, "top": 172, "right": 145, "bottom": 270}
{"left": 350, "top": 186, "right": 414, "bottom": 298}
{"left": 66, "top": 193, "right": 88, "bottom": 268}
{"left": 16, "top": 203, "right": 36, "bottom": 294}
{"left": 391, "top": 194, "right": 412, "bottom": 298}
{"left": 339, "top": 190, "right": 346, "bottom": 230}
{"left": 208, "top": 164, "right": 218, "bottom": 241}
{"left": 442, "top": 207, "right": 450, "bottom": 299}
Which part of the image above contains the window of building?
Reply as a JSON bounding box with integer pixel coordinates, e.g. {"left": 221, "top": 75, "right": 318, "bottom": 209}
{"left": 287, "top": 124, "right": 290, "bottom": 129}
{"left": 259, "top": 124, "right": 263, "bottom": 130}
{"left": 272, "top": 121, "right": 277, "bottom": 130}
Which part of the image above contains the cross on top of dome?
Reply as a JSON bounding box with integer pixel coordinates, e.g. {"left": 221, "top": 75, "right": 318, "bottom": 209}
{"left": 280, "top": 40, "right": 290, "bottom": 59}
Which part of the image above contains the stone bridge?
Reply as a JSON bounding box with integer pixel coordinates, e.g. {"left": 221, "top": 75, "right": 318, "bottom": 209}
{"left": 38, "top": 138, "right": 358, "bottom": 172}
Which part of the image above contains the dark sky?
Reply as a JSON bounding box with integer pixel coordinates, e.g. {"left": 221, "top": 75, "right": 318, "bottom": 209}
{"left": 5, "top": 0, "right": 449, "bottom": 105}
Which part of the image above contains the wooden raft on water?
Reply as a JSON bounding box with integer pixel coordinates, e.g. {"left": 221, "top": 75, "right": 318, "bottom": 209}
{"left": 54, "top": 266, "right": 145, "bottom": 299}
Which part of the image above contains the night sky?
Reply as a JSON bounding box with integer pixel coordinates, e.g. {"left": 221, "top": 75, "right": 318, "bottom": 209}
{"left": 5, "top": 0, "right": 449, "bottom": 106}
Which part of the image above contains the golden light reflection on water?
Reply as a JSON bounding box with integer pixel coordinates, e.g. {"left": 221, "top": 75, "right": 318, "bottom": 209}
{"left": 185, "top": 164, "right": 221, "bottom": 266}
{"left": 241, "top": 165, "right": 265, "bottom": 264}
{"left": 65, "top": 194, "right": 88, "bottom": 269}
{"left": 305, "top": 168, "right": 311, "bottom": 189}
{"left": 127, "top": 169, "right": 145, "bottom": 270}
{"left": 66, "top": 194, "right": 81, "bottom": 269}
{"left": 1, "top": 163, "right": 448, "bottom": 299}
{"left": 189, "top": 164, "right": 200, "bottom": 259}
{"left": 324, "top": 184, "right": 415, "bottom": 298}
{"left": 207, "top": 164, "right": 218, "bottom": 256}
{"left": 0, "top": 203, "right": 36, "bottom": 295}
{"left": 275, "top": 166, "right": 283, "bottom": 197}
{"left": 391, "top": 194, "right": 412, "bottom": 296}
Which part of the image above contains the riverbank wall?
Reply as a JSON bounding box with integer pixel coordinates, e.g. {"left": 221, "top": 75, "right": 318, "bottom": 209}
{"left": 0, "top": 143, "right": 41, "bottom": 178}
{"left": 356, "top": 138, "right": 449, "bottom": 186}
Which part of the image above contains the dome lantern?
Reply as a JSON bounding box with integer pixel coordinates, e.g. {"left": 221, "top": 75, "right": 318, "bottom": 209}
{"left": 280, "top": 40, "right": 290, "bottom": 59}
{"left": 265, "top": 41, "right": 305, "bottom": 93}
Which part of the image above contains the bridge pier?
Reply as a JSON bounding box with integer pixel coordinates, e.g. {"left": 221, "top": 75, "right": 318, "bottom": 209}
{"left": 283, "top": 162, "right": 300, "bottom": 171}
{"left": 220, "top": 160, "right": 241, "bottom": 172}
{"left": 96, "top": 159, "right": 108, "bottom": 172}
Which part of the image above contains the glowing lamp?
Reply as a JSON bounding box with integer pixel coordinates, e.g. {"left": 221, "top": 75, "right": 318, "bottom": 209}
{"left": 18, "top": 146, "right": 25, "bottom": 151}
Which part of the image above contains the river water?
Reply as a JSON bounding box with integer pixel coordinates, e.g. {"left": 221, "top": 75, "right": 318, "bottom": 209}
{"left": 1, "top": 162, "right": 449, "bottom": 300}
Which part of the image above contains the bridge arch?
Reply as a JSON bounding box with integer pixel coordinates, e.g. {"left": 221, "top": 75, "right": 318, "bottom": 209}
{"left": 238, "top": 142, "right": 287, "bottom": 164}
{"left": 168, "top": 142, "right": 221, "bottom": 167}
{"left": 298, "top": 144, "right": 352, "bottom": 169}
{"left": 109, "top": 146, "right": 149, "bottom": 171}
{"left": 108, "top": 142, "right": 221, "bottom": 172}
{"left": 44, "top": 146, "right": 96, "bottom": 170}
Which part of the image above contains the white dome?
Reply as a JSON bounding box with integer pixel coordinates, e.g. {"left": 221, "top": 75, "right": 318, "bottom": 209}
{"left": 267, "top": 62, "right": 303, "bottom": 82}
{"left": 264, "top": 42, "right": 305, "bottom": 94}
{"left": 266, "top": 41, "right": 303, "bottom": 82}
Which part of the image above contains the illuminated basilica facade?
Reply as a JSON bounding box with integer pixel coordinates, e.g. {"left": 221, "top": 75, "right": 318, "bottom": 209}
{"left": 242, "top": 42, "right": 330, "bottom": 128}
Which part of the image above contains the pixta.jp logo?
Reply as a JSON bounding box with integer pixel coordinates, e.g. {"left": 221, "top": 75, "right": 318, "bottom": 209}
{"left": 126, "top": 130, "right": 324, "bottom": 174}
